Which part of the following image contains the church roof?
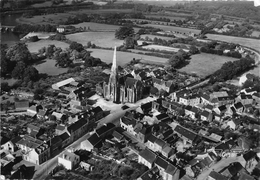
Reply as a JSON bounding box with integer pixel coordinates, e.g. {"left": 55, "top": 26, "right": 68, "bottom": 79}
{"left": 125, "top": 77, "right": 140, "bottom": 88}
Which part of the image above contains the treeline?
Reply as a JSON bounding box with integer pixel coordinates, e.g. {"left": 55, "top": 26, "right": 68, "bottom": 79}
{"left": 209, "top": 57, "right": 255, "bottom": 84}
{"left": 200, "top": 46, "right": 242, "bottom": 58}
{"left": 13, "top": 24, "right": 57, "bottom": 33}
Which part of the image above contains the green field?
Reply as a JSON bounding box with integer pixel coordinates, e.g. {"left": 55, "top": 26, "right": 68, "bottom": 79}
{"left": 66, "top": 32, "right": 124, "bottom": 48}
{"left": 88, "top": 48, "right": 168, "bottom": 66}
{"left": 18, "top": 9, "right": 134, "bottom": 25}
{"left": 26, "top": 40, "right": 69, "bottom": 53}
{"left": 206, "top": 34, "right": 260, "bottom": 51}
{"left": 140, "top": 24, "right": 201, "bottom": 35}
{"left": 140, "top": 34, "right": 175, "bottom": 41}
{"left": 145, "top": 14, "right": 187, "bottom": 21}
{"left": 179, "top": 53, "right": 239, "bottom": 78}
{"left": 142, "top": 44, "right": 189, "bottom": 52}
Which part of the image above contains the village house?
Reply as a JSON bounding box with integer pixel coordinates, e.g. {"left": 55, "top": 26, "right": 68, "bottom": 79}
{"left": 80, "top": 133, "right": 102, "bottom": 152}
{"left": 138, "top": 148, "right": 157, "bottom": 169}
{"left": 240, "top": 88, "right": 257, "bottom": 95}
{"left": 27, "top": 124, "right": 44, "bottom": 138}
{"left": 252, "top": 92, "right": 260, "bottom": 104}
{"left": 213, "top": 105, "right": 227, "bottom": 116}
{"left": 67, "top": 118, "right": 89, "bottom": 143}
{"left": 226, "top": 119, "right": 241, "bottom": 130}
{"left": 50, "top": 136, "right": 62, "bottom": 154}
{"left": 243, "top": 151, "right": 258, "bottom": 172}
{"left": 58, "top": 150, "right": 80, "bottom": 170}
{"left": 179, "top": 94, "right": 200, "bottom": 106}
{"left": 219, "top": 162, "right": 247, "bottom": 179}
{"left": 174, "top": 125, "right": 198, "bottom": 144}
{"left": 15, "top": 135, "right": 50, "bottom": 165}
{"left": 52, "top": 78, "right": 76, "bottom": 91}
{"left": 232, "top": 102, "right": 244, "bottom": 114}
{"left": 162, "top": 99, "right": 184, "bottom": 116}
{"left": 185, "top": 105, "right": 199, "bottom": 119}
{"left": 200, "top": 110, "right": 213, "bottom": 121}
{"left": 59, "top": 132, "right": 70, "bottom": 148}
{"left": 14, "top": 99, "right": 29, "bottom": 111}
{"left": 208, "top": 171, "right": 228, "bottom": 180}
{"left": 95, "top": 123, "right": 116, "bottom": 138}
{"left": 1, "top": 137, "right": 21, "bottom": 153}
{"left": 152, "top": 77, "right": 176, "bottom": 94}
{"left": 236, "top": 94, "right": 253, "bottom": 105}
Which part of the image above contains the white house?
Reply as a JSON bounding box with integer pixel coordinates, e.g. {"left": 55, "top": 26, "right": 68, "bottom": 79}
{"left": 52, "top": 78, "right": 76, "bottom": 90}
{"left": 58, "top": 150, "right": 80, "bottom": 170}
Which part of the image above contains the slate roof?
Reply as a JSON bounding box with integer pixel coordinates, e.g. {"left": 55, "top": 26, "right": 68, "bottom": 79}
{"left": 139, "top": 148, "right": 157, "bottom": 164}
{"left": 220, "top": 162, "right": 244, "bottom": 177}
{"left": 154, "top": 139, "right": 166, "bottom": 148}
{"left": 238, "top": 172, "right": 255, "bottom": 180}
{"left": 174, "top": 125, "right": 197, "bottom": 142}
{"left": 56, "top": 124, "right": 66, "bottom": 131}
{"left": 51, "top": 136, "right": 62, "bottom": 145}
{"left": 125, "top": 77, "right": 140, "bottom": 88}
{"left": 234, "top": 102, "right": 244, "bottom": 109}
{"left": 147, "top": 134, "right": 157, "bottom": 143}
{"left": 67, "top": 118, "right": 87, "bottom": 133}
{"left": 155, "top": 156, "right": 168, "bottom": 170}
{"left": 205, "top": 104, "right": 214, "bottom": 110}
{"left": 243, "top": 150, "right": 256, "bottom": 161}
{"left": 201, "top": 110, "right": 210, "bottom": 118}
{"left": 59, "top": 132, "right": 70, "bottom": 141}
{"left": 209, "top": 171, "right": 228, "bottom": 180}
{"left": 87, "top": 133, "right": 101, "bottom": 146}
{"left": 112, "top": 130, "right": 124, "bottom": 141}
{"left": 156, "top": 113, "right": 169, "bottom": 121}
{"left": 162, "top": 129, "right": 173, "bottom": 139}
{"left": 165, "top": 164, "right": 177, "bottom": 175}
{"left": 91, "top": 106, "right": 103, "bottom": 114}
{"left": 217, "top": 105, "right": 227, "bottom": 111}
{"left": 96, "top": 123, "right": 115, "bottom": 137}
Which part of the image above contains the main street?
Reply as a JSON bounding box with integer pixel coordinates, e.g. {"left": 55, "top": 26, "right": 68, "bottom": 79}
{"left": 32, "top": 97, "right": 155, "bottom": 179}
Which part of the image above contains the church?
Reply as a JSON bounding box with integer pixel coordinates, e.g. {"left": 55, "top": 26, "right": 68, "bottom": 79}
{"left": 96, "top": 47, "right": 144, "bottom": 103}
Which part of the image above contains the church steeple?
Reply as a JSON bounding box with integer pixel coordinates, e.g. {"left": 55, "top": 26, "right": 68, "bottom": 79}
{"left": 108, "top": 46, "right": 118, "bottom": 102}
{"left": 111, "top": 46, "right": 117, "bottom": 73}
{"left": 109, "top": 46, "right": 118, "bottom": 84}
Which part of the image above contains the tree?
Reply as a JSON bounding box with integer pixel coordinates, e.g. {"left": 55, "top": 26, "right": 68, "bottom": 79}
{"left": 6, "top": 42, "right": 32, "bottom": 63}
{"left": 115, "top": 26, "right": 134, "bottom": 40}
{"left": 123, "top": 37, "right": 137, "bottom": 49}
{"left": 11, "top": 61, "right": 26, "bottom": 79}
{"left": 189, "top": 45, "right": 199, "bottom": 54}
{"left": 69, "top": 42, "right": 84, "bottom": 52}
{"left": 46, "top": 45, "right": 56, "bottom": 58}
{"left": 1, "top": 82, "right": 10, "bottom": 92}
{"left": 23, "top": 66, "right": 39, "bottom": 81}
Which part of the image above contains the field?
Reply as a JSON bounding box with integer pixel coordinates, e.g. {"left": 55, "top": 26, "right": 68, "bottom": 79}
{"left": 179, "top": 53, "right": 239, "bottom": 78}
{"left": 145, "top": 14, "right": 187, "bottom": 21}
{"left": 116, "top": 0, "right": 186, "bottom": 7}
{"left": 26, "top": 40, "right": 69, "bottom": 53}
{"left": 34, "top": 59, "right": 68, "bottom": 76}
{"left": 206, "top": 34, "right": 260, "bottom": 51}
{"left": 17, "top": 9, "right": 133, "bottom": 25}
{"left": 66, "top": 32, "right": 124, "bottom": 48}
{"left": 142, "top": 44, "right": 189, "bottom": 52}
{"left": 88, "top": 48, "right": 168, "bottom": 66}
{"left": 140, "top": 34, "right": 175, "bottom": 41}
{"left": 140, "top": 24, "right": 201, "bottom": 34}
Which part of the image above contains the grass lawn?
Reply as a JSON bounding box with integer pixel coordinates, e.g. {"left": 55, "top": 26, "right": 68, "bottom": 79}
{"left": 179, "top": 53, "right": 239, "bottom": 78}
{"left": 26, "top": 40, "right": 69, "bottom": 53}
{"left": 88, "top": 48, "right": 168, "bottom": 66}
{"left": 142, "top": 44, "right": 189, "bottom": 52}
{"left": 206, "top": 34, "right": 260, "bottom": 51}
{"left": 140, "top": 34, "right": 175, "bottom": 41}
{"left": 33, "top": 59, "right": 68, "bottom": 76}
{"left": 140, "top": 24, "right": 201, "bottom": 35}
{"left": 66, "top": 32, "right": 124, "bottom": 48}
{"left": 0, "top": 78, "right": 18, "bottom": 86}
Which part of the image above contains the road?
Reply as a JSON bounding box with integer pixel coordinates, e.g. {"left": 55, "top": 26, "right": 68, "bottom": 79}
{"left": 32, "top": 97, "right": 156, "bottom": 180}
{"left": 197, "top": 156, "right": 246, "bottom": 180}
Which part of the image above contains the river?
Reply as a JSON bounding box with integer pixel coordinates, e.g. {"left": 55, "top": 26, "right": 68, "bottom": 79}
{"left": 1, "top": 14, "right": 22, "bottom": 46}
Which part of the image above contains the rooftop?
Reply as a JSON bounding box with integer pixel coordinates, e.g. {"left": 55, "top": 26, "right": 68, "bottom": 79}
{"left": 139, "top": 148, "right": 157, "bottom": 164}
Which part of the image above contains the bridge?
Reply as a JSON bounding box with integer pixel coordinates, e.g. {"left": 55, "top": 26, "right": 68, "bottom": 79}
{"left": 1, "top": 25, "right": 15, "bottom": 32}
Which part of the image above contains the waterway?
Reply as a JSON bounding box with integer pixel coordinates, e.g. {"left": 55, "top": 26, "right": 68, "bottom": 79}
{"left": 1, "top": 14, "right": 22, "bottom": 46}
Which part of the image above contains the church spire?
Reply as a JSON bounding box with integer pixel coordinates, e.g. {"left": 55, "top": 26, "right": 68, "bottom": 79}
{"left": 111, "top": 46, "right": 117, "bottom": 73}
